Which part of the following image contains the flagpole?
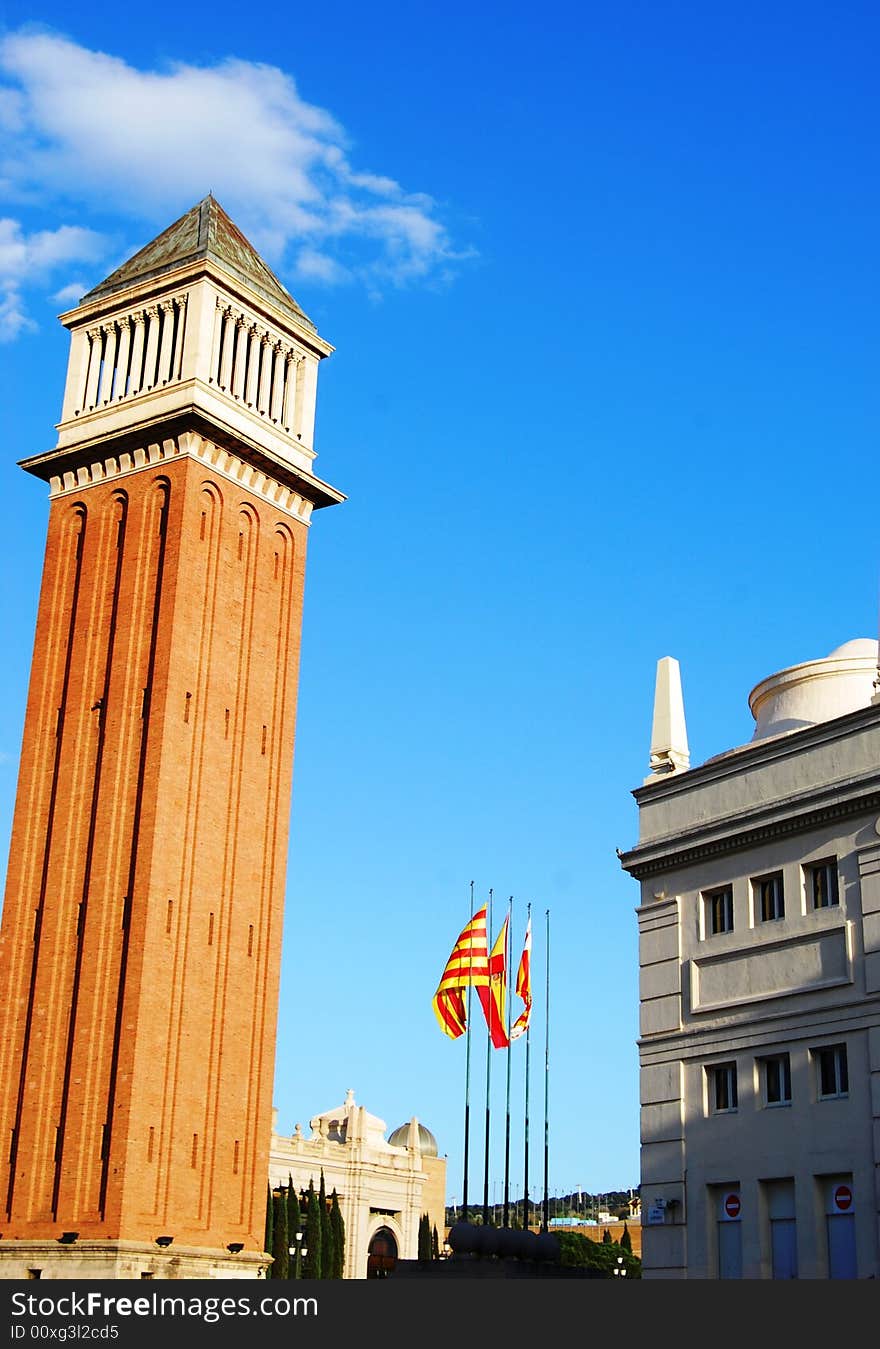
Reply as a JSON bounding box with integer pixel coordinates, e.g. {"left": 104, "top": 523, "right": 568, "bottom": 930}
{"left": 460, "top": 880, "right": 476, "bottom": 1225}
{"left": 522, "top": 901, "right": 531, "bottom": 1230}
{"left": 502, "top": 895, "right": 513, "bottom": 1228}
{"left": 542, "top": 907, "right": 550, "bottom": 1234}
{"left": 482, "top": 888, "right": 493, "bottom": 1227}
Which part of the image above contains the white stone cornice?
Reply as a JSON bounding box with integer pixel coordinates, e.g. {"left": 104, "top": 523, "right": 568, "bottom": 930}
{"left": 620, "top": 782, "right": 880, "bottom": 879}
{"left": 45, "top": 430, "right": 315, "bottom": 525}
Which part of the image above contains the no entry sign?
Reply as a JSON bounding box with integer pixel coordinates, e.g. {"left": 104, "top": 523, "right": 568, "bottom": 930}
{"left": 723, "top": 1191, "right": 741, "bottom": 1219}
{"left": 834, "top": 1184, "right": 853, "bottom": 1212}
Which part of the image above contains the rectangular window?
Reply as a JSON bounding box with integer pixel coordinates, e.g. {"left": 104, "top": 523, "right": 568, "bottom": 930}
{"left": 807, "top": 858, "right": 839, "bottom": 909}
{"left": 761, "top": 1053, "right": 792, "bottom": 1106}
{"left": 704, "top": 885, "right": 734, "bottom": 935}
{"left": 708, "top": 1062, "right": 738, "bottom": 1113}
{"left": 754, "top": 871, "right": 785, "bottom": 922}
{"left": 815, "top": 1044, "right": 848, "bottom": 1099}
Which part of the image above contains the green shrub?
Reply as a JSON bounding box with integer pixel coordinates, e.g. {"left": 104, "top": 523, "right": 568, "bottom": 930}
{"left": 556, "top": 1232, "right": 641, "bottom": 1278}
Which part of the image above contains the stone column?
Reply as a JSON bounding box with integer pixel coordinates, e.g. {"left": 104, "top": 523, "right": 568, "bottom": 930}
{"left": 142, "top": 306, "right": 160, "bottom": 390}
{"left": 269, "top": 343, "right": 284, "bottom": 423}
{"left": 100, "top": 323, "right": 118, "bottom": 403}
{"left": 172, "top": 294, "right": 188, "bottom": 380}
{"left": 218, "top": 308, "right": 235, "bottom": 391}
{"left": 209, "top": 299, "right": 224, "bottom": 385}
{"left": 84, "top": 327, "right": 102, "bottom": 411}
{"left": 257, "top": 336, "right": 273, "bottom": 414}
{"left": 231, "top": 318, "right": 247, "bottom": 399}
{"left": 280, "top": 351, "right": 295, "bottom": 431}
{"left": 157, "top": 300, "right": 176, "bottom": 385}
{"left": 244, "top": 325, "right": 260, "bottom": 406}
{"left": 114, "top": 317, "right": 131, "bottom": 400}
{"left": 128, "top": 313, "right": 146, "bottom": 394}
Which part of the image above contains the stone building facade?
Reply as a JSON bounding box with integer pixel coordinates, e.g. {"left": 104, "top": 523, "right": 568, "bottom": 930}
{"left": 268, "top": 1091, "right": 446, "bottom": 1278}
{"left": 619, "top": 641, "right": 880, "bottom": 1278}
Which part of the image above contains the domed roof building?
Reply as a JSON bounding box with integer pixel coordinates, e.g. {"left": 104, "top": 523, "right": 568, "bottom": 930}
{"left": 748, "top": 639, "right": 879, "bottom": 741}
{"left": 268, "top": 1090, "right": 446, "bottom": 1279}
{"left": 387, "top": 1121, "right": 439, "bottom": 1156}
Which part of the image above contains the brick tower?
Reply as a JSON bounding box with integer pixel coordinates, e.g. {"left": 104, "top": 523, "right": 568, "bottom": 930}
{"left": 0, "top": 197, "right": 343, "bottom": 1278}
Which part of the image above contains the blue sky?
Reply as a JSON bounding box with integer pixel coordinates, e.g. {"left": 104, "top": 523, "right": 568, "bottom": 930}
{"left": 0, "top": 2, "right": 878, "bottom": 1207}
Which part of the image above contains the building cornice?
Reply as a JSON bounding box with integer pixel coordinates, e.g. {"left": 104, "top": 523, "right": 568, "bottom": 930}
{"left": 619, "top": 776, "right": 880, "bottom": 879}
{"left": 19, "top": 410, "right": 345, "bottom": 515}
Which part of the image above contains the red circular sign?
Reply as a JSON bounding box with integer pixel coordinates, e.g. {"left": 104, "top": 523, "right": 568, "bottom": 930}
{"left": 834, "top": 1184, "right": 852, "bottom": 1212}
{"left": 724, "top": 1192, "right": 741, "bottom": 1219}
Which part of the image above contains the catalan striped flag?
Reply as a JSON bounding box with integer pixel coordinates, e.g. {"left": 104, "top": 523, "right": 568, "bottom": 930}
{"left": 510, "top": 914, "right": 532, "bottom": 1040}
{"left": 477, "top": 912, "right": 510, "bottom": 1049}
{"left": 432, "top": 905, "right": 489, "bottom": 1039}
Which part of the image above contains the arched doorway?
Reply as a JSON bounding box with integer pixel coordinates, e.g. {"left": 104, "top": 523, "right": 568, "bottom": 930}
{"left": 367, "top": 1226, "right": 398, "bottom": 1278}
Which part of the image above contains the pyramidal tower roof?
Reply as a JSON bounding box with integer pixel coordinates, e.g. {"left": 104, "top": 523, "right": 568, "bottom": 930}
{"left": 33, "top": 194, "right": 343, "bottom": 513}
{"left": 80, "top": 194, "right": 314, "bottom": 329}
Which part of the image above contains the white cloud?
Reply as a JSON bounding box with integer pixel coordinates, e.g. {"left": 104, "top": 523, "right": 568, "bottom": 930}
{"left": 51, "top": 280, "right": 86, "bottom": 305}
{"left": 0, "top": 288, "right": 35, "bottom": 340}
{"left": 0, "top": 26, "right": 468, "bottom": 311}
{"left": 0, "top": 217, "right": 104, "bottom": 280}
{"left": 0, "top": 215, "right": 104, "bottom": 339}
{"left": 294, "top": 248, "right": 351, "bottom": 285}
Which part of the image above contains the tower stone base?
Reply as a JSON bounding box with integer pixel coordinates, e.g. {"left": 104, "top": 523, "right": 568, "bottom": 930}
{"left": 0, "top": 1241, "right": 268, "bottom": 1280}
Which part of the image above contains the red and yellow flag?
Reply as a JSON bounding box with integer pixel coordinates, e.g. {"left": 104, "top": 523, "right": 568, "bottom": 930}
{"left": 476, "top": 912, "right": 510, "bottom": 1049}
{"left": 510, "top": 915, "right": 532, "bottom": 1040}
{"left": 432, "top": 905, "right": 489, "bottom": 1039}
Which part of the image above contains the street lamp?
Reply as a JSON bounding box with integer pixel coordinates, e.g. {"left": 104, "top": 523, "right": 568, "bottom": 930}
{"left": 289, "top": 1230, "right": 308, "bottom": 1278}
{"left": 613, "top": 1255, "right": 627, "bottom": 1279}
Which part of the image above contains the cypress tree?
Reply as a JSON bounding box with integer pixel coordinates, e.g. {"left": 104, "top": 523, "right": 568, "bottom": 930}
{"left": 432, "top": 1224, "right": 439, "bottom": 1260}
{"left": 620, "top": 1221, "right": 632, "bottom": 1252}
{"left": 418, "top": 1213, "right": 432, "bottom": 1262}
{"left": 287, "top": 1177, "right": 302, "bottom": 1276}
{"left": 319, "top": 1171, "right": 332, "bottom": 1280}
{"left": 303, "top": 1179, "right": 323, "bottom": 1279}
{"left": 271, "top": 1188, "right": 289, "bottom": 1279}
{"left": 264, "top": 1184, "right": 274, "bottom": 1268}
{"left": 330, "top": 1189, "right": 345, "bottom": 1278}
{"left": 602, "top": 1227, "right": 612, "bottom": 1245}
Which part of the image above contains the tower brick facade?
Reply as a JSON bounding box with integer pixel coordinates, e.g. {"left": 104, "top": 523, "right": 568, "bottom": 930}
{"left": 0, "top": 198, "right": 343, "bottom": 1278}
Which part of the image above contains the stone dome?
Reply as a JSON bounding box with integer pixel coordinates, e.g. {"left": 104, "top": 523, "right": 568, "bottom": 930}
{"left": 387, "top": 1121, "right": 438, "bottom": 1156}
{"left": 749, "top": 638, "right": 879, "bottom": 741}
